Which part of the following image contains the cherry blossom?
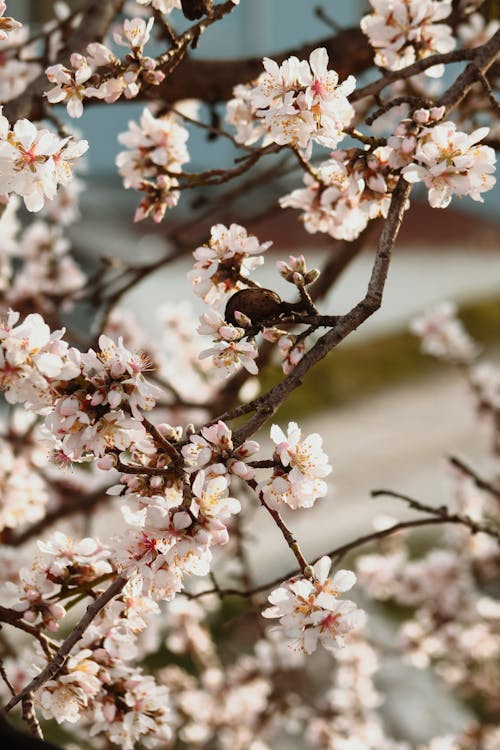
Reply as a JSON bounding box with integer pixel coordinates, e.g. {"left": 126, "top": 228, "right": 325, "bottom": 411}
{"left": 0, "top": 1, "right": 22, "bottom": 41}
{"left": 257, "top": 421, "right": 332, "bottom": 510}
{"left": 114, "top": 17, "right": 154, "bottom": 55}
{"left": 233, "top": 47, "right": 355, "bottom": 154}
{"left": 0, "top": 5, "right": 498, "bottom": 749}
{"left": 45, "top": 54, "right": 93, "bottom": 118}
{"left": 188, "top": 223, "right": 271, "bottom": 308}
{"left": 280, "top": 147, "right": 397, "bottom": 241}
{"left": 117, "top": 107, "right": 189, "bottom": 221}
{"left": 401, "top": 121, "right": 496, "bottom": 208}
{"left": 136, "top": 0, "right": 181, "bottom": 11}
{"left": 361, "top": 0, "right": 455, "bottom": 76}
{"left": 457, "top": 12, "right": 500, "bottom": 48}
{"left": 263, "top": 556, "right": 365, "bottom": 653}
{"left": 271, "top": 421, "right": 332, "bottom": 484}
{"left": 181, "top": 419, "right": 258, "bottom": 477}
{"left": 0, "top": 111, "right": 88, "bottom": 211}
{"left": 410, "top": 301, "right": 478, "bottom": 363}
{"left": 0, "top": 26, "right": 40, "bottom": 103}
{"left": 199, "top": 337, "right": 259, "bottom": 377}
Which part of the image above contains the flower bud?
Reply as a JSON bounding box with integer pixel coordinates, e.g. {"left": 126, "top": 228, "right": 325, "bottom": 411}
{"left": 304, "top": 268, "right": 320, "bottom": 285}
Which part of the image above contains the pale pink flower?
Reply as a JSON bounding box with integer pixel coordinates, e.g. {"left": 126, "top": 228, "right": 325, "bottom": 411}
{"left": 200, "top": 338, "right": 259, "bottom": 377}
{"left": 247, "top": 47, "right": 355, "bottom": 153}
{"left": 361, "top": 0, "right": 455, "bottom": 76}
{"left": 45, "top": 54, "right": 93, "bottom": 118}
{"left": 280, "top": 148, "right": 395, "bottom": 242}
{"left": 0, "top": 111, "right": 88, "bottom": 211}
{"left": 270, "top": 421, "right": 332, "bottom": 484}
{"left": 114, "top": 16, "right": 154, "bottom": 53}
{"left": 410, "top": 301, "right": 478, "bottom": 363}
{"left": 402, "top": 121, "right": 496, "bottom": 207}
{"left": 0, "top": 1, "right": 22, "bottom": 41}
{"left": 191, "top": 470, "right": 241, "bottom": 521}
{"left": 458, "top": 12, "right": 499, "bottom": 48}
{"left": 39, "top": 648, "right": 101, "bottom": 723}
{"left": 189, "top": 223, "right": 271, "bottom": 308}
{"left": 136, "top": 0, "right": 181, "bottom": 11}
{"left": 263, "top": 556, "right": 365, "bottom": 653}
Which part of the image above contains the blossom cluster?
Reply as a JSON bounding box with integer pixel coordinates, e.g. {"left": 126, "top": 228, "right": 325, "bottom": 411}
{"left": 5, "top": 532, "right": 112, "bottom": 630}
{"left": 400, "top": 119, "right": 496, "bottom": 208}
{"left": 258, "top": 421, "right": 332, "bottom": 510}
{"left": 0, "top": 109, "right": 88, "bottom": 212}
{"left": 280, "top": 146, "right": 397, "bottom": 241}
{"left": 227, "top": 47, "right": 355, "bottom": 154}
{"left": 263, "top": 556, "right": 365, "bottom": 654}
{"left": 4, "top": 561, "right": 172, "bottom": 748}
{"left": 0, "top": 25, "right": 40, "bottom": 103}
{"left": 361, "top": 0, "right": 455, "bottom": 76}
{"left": 117, "top": 106, "right": 190, "bottom": 222}
{"left": 110, "top": 419, "right": 259, "bottom": 601}
{"left": 0, "top": 312, "right": 161, "bottom": 463}
{"left": 356, "top": 473, "right": 500, "bottom": 728}
{"left": 44, "top": 18, "right": 165, "bottom": 118}
{"left": 189, "top": 223, "right": 272, "bottom": 377}
{"left": 280, "top": 110, "right": 495, "bottom": 240}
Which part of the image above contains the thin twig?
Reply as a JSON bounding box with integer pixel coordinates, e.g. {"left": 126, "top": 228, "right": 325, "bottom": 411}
{"left": 189, "top": 516, "right": 460, "bottom": 600}
{"left": 371, "top": 488, "right": 500, "bottom": 541}
{"left": 448, "top": 455, "right": 500, "bottom": 501}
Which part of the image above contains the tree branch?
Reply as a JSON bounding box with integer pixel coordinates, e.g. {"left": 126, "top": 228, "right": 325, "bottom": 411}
{"left": 4, "top": 575, "right": 127, "bottom": 712}
{"left": 231, "top": 177, "right": 412, "bottom": 445}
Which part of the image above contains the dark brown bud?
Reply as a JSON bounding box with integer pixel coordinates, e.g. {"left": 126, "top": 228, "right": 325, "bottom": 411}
{"left": 224, "top": 288, "right": 285, "bottom": 326}
{"left": 180, "top": 0, "right": 211, "bottom": 20}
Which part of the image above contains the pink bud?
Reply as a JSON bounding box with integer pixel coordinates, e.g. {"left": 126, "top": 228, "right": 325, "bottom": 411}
{"left": 97, "top": 454, "right": 116, "bottom": 471}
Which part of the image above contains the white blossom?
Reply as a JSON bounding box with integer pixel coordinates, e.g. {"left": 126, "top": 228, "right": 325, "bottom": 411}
{"left": 402, "top": 121, "right": 496, "bottom": 208}
{"left": 263, "top": 556, "right": 365, "bottom": 653}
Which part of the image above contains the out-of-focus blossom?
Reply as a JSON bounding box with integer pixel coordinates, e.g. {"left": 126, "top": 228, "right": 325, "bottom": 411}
{"left": 361, "top": 0, "right": 455, "bottom": 77}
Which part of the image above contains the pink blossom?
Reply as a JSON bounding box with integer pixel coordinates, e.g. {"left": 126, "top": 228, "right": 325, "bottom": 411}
{"left": 0, "top": 1, "right": 22, "bottom": 41}
{"left": 402, "top": 121, "right": 496, "bottom": 208}
{"left": 263, "top": 556, "right": 365, "bottom": 653}
{"left": 113, "top": 17, "right": 154, "bottom": 53}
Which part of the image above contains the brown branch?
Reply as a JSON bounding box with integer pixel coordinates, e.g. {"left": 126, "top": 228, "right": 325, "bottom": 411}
{"left": 5, "top": 575, "right": 127, "bottom": 712}
{"left": 448, "top": 455, "right": 500, "bottom": 502}
{"left": 21, "top": 694, "right": 43, "bottom": 740}
{"left": 371, "top": 488, "right": 500, "bottom": 542}
{"left": 152, "top": 26, "right": 372, "bottom": 104}
{"left": 231, "top": 177, "right": 412, "bottom": 445}
{"left": 351, "top": 47, "right": 480, "bottom": 103}
{"left": 437, "top": 29, "right": 500, "bottom": 111}
{"left": 190, "top": 516, "right": 462, "bottom": 600}
{"left": 247, "top": 479, "right": 310, "bottom": 574}
{"left": 193, "top": 479, "right": 500, "bottom": 601}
